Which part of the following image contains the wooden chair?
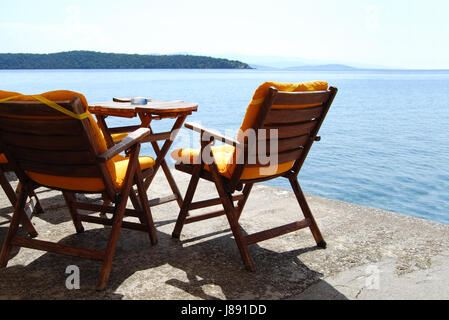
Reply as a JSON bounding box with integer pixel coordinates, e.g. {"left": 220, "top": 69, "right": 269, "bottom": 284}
{"left": 171, "top": 82, "right": 337, "bottom": 271}
{"left": 0, "top": 151, "right": 42, "bottom": 238}
{"left": 0, "top": 92, "right": 158, "bottom": 290}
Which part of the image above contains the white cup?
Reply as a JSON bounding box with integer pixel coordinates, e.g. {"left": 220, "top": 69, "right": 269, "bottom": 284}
{"left": 130, "top": 97, "right": 148, "bottom": 105}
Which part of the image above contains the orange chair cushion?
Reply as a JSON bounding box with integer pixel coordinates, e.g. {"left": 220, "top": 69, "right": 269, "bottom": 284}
{"left": 0, "top": 153, "right": 7, "bottom": 164}
{"left": 171, "top": 81, "right": 328, "bottom": 180}
{"left": 0, "top": 90, "right": 154, "bottom": 191}
{"left": 171, "top": 145, "right": 293, "bottom": 180}
{"left": 27, "top": 155, "right": 155, "bottom": 192}
{"left": 171, "top": 145, "right": 235, "bottom": 178}
{"left": 111, "top": 132, "right": 129, "bottom": 143}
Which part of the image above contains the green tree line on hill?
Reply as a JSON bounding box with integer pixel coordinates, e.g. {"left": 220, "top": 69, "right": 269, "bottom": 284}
{"left": 0, "top": 51, "right": 252, "bottom": 69}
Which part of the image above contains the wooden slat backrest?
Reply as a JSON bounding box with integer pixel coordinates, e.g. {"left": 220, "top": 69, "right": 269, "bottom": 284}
{"left": 230, "top": 87, "right": 337, "bottom": 187}
{"left": 0, "top": 98, "right": 115, "bottom": 194}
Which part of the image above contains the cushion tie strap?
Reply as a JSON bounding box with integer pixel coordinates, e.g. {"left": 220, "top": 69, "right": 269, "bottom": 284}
{"left": 0, "top": 95, "right": 89, "bottom": 120}
{"left": 0, "top": 95, "right": 22, "bottom": 103}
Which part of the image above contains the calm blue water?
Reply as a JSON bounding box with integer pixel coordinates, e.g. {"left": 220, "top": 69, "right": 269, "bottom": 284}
{"left": 1, "top": 69, "right": 448, "bottom": 224}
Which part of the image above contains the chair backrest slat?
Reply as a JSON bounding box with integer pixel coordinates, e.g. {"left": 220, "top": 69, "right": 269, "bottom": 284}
{"left": 0, "top": 117, "right": 85, "bottom": 136}
{"left": 245, "top": 148, "right": 304, "bottom": 168}
{"left": 262, "top": 120, "right": 318, "bottom": 139}
{"left": 5, "top": 145, "right": 96, "bottom": 165}
{"left": 1, "top": 131, "right": 89, "bottom": 150}
{"left": 0, "top": 98, "right": 106, "bottom": 181}
{"left": 0, "top": 100, "right": 82, "bottom": 117}
{"left": 272, "top": 90, "right": 331, "bottom": 106}
{"left": 18, "top": 159, "right": 102, "bottom": 177}
{"left": 264, "top": 105, "right": 324, "bottom": 124}
{"left": 250, "top": 134, "right": 309, "bottom": 156}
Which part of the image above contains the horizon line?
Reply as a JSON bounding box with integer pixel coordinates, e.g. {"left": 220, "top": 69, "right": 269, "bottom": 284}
{"left": 1, "top": 50, "right": 449, "bottom": 71}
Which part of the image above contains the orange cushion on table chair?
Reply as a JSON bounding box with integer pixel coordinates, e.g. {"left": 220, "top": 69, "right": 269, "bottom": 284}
{"left": 171, "top": 81, "right": 328, "bottom": 180}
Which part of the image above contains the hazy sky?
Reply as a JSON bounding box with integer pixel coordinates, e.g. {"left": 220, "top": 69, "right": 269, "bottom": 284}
{"left": 1, "top": 0, "right": 448, "bottom": 69}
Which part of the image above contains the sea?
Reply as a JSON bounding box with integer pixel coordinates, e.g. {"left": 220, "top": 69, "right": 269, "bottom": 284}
{"left": 1, "top": 69, "right": 448, "bottom": 224}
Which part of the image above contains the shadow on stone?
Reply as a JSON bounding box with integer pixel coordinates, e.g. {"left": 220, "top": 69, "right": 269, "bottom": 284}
{"left": 0, "top": 226, "right": 22, "bottom": 263}
{"left": 0, "top": 222, "right": 347, "bottom": 300}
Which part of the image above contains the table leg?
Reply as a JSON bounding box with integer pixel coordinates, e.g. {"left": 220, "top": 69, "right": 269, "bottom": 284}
{"left": 144, "top": 116, "right": 187, "bottom": 209}
{"left": 149, "top": 142, "right": 184, "bottom": 208}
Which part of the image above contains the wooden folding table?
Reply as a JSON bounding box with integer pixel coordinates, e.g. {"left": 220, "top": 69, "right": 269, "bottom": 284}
{"left": 88, "top": 99, "right": 198, "bottom": 209}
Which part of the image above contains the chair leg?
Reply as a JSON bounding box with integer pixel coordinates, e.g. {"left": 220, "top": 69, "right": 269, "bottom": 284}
{"left": 0, "top": 168, "right": 17, "bottom": 207}
{"left": 206, "top": 163, "right": 255, "bottom": 271}
{"left": 172, "top": 165, "right": 202, "bottom": 239}
{"left": 100, "top": 192, "right": 111, "bottom": 218}
{"left": 14, "top": 183, "right": 38, "bottom": 238}
{"left": 134, "top": 170, "right": 158, "bottom": 245}
{"left": 288, "top": 175, "right": 326, "bottom": 248}
{"left": 1, "top": 174, "right": 40, "bottom": 237}
{"left": 96, "top": 193, "right": 129, "bottom": 291}
{"left": 29, "top": 189, "right": 44, "bottom": 215}
{"left": 62, "top": 192, "right": 85, "bottom": 234}
{"left": 0, "top": 185, "right": 27, "bottom": 267}
{"left": 217, "top": 184, "right": 256, "bottom": 272}
{"left": 129, "top": 188, "right": 142, "bottom": 211}
{"left": 20, "top": 211, "right": 38, "bottom": 239}
{"left": 129, "top": 187, "right": 146, "bottom": 226}
{"left": 96, "top": 146, "right": 140, "bottom": 291}
{"left": 236, "top": 183, "right": 253, "bottom": 221}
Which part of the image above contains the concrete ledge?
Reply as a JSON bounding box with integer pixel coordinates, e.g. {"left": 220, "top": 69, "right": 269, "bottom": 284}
{"left": 0, "top": 169, "right": 448, "bottom": 299}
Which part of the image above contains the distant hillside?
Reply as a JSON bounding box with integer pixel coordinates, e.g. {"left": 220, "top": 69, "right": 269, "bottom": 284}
{"left": 0, "top": 51, "right": 252, "bottom": 69}
{"left": 249, "top": 64, "right": 281, "bottom": 70}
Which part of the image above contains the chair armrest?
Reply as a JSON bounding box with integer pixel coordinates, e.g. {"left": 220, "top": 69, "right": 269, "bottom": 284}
{"left": 185, "top": 122, "right": 241, "bottom": 147}
{"left": 97, "top": 128, "right": 151, "bottom": 162}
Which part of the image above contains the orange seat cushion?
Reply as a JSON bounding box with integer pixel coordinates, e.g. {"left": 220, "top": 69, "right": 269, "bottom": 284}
{"left": 111, "top": 132, "right": 129, "bottom": 143}
{"left": 171, "top": 145, "right": 293, "bottom": 180}
{"left": 171, "top": 81, "right": 329, "bottom": 180}
{"left": 171, "top": 145, "right": 235, "bottom": 178}
{"left": 0, "top": 90, "right": 154, "bottom": 191}
{"left": 0, "top": 153, "right": 7, "bottom": 164}
{"left": 27, "top": 155, "right": 155, "bottom": 192}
